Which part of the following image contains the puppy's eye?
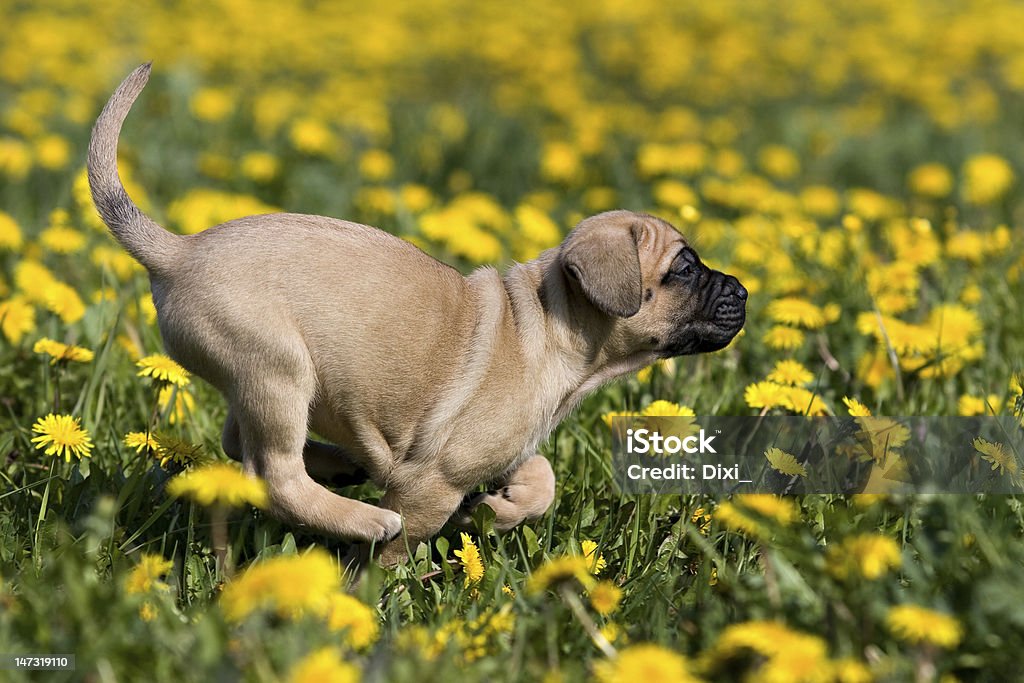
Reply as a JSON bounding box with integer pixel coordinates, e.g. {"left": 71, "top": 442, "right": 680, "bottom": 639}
{"left": 663, "top": 249, "right": 698, "bottom": 284}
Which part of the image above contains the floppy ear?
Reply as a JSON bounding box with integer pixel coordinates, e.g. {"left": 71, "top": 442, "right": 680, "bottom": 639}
{"left": 560, "top": 213, "right": 643, "bottom": 318}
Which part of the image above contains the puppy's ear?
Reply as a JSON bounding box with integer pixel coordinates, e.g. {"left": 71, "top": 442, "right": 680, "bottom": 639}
{"left": 560, "top": 212, "right": 643, "bottom": 318}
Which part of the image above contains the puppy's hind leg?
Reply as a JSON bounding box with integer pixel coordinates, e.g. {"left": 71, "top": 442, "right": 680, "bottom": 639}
{"left": 234, "top": 367, "right": 402, "bottom": 543}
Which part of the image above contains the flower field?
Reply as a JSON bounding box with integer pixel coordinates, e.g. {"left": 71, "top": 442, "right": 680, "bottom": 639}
{"left": 3, "top": 0, "right": 1024, "bottom": 680}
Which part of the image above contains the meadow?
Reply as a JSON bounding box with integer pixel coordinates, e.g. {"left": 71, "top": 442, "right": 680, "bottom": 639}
{"left": 2, "top": 0, "right": 1024, "bottom": 680}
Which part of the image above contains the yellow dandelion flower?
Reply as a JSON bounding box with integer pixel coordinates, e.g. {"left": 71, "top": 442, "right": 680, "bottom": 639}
{"left": 30, "top": 413, "right": 93, "bottom": 462}
{"left": 139, "top": 601, "right": 158, "bottom": 622}
{"left": 290, "top": 118, "right": 337, "bottom": 156}
{"left": 158, "top": 385, "right": 195, "bottom": 424}
{"left": 189, "top": 87, "right": 234, "bottom": 122}
{"left": 855, "top": 417, "right": 910, "bottom": 462}
{"left": 764, "top": 325, "right": 805, "bottom": 350}
{"left": 766, "top": 359, "right": 814, "bottom": 386}
{"left": 765, "top": 447, "right": 807, "bottom": 477}
{"left": 0, "top": 211, "right": 23, "bottom": 250}
{"left": 42, "top": 281, "right": 86, "bottom": 324}
{"left": 594, "top": 643, "right": 700, "bottom": 683}
{"left": 150, "top": 433, "right": 207, "bottom": 469}
{"left": 32, "top": 337, "right": 93, "bottom": 364}
{"left": 220, "top": 549, "right": 339, "bottom": 621}
{"left": 642, "top": 400, "right": 695, "bottom": 417}
{"left": 502, "top": 584, "right": 515, "bottom": 598}
{"left": 581, "top": 539, "right": 606, "bottom": 574}
{"left": 0, "top": 297, "right": 36, "bottom": 344}
{"left": 589, "top": 581, "right": 622, "bottom": 615}
{"left": 527, "top": 555, "right": 594, "bottom": 594}
{"left": 735, "top": 494, "right": 798, "bottom": 525}
{"left": 136, "top": 354, "right": 190, "bottom": 387}
{"left": 40, "top": 224, "right": 86, "bottom": 255}
{"left": 601, "top": 410, "right": 640, "bottom": 429}
{"left": 454, "top": 532, "right": 484, "bottom": 587}
{"left": 125, "top": 554, "right": 174, "bottom": 594}
{"left": 358, "top": 149, "right": 394, "bottom": 182}
{"left": 766, "top": 297, "right": 828, "bottom": 329}
{"left": 239, "top": 151, "right": 279, "bottom": 183}
{"left": 886, "top": 605, "right": 963, "bottom": 648}
{"left": 963, "top": 153, "right": 1014, "bottom": 205}
{"left": 34, "top": 134, "right": 70, "bottom": 170}
{"left": 777, "top": 385, "right": 830, "bottom": 416}
{"left": 166, "top": 462, "right": 267, "bottom": 508}
{"left": 831, "top": 658, "right": 873, "bottom": 683}
{"left": 744, "top": 381, "right": 789, "bottom": 411}
{"left": 714, "top": 501, "right": 765, "bottom": 537}
{"left": 827, "top": 534, "right": 901, "bottom": 580}
{"left": 973, "top": 438, "right": 1017, "bottom": 476}
{"left": 123, "top": 431, "right": 159, "bottom": 454}
{"left": 842, "top": 397, "right": 872, "bottom": 417}
{"left": 286, "top": 647, "right": 360, "bottom": 683}
{"left": 599, "top": 622, "right": 623, "bottom": 645}
{"left": 908, "top": 163, "right": 953, "bottom": 198}
{"left": 326, "top": 593, "right": 380, "bottom": 650}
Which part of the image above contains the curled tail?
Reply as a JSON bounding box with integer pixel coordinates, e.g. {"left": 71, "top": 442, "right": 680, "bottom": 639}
{"left": 87, "top": 62, "right": 181, "bottom": 273}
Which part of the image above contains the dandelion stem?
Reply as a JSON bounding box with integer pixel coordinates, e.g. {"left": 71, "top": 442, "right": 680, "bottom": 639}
{"left": 558, "top": 582, "right": 617, "bottom": 659}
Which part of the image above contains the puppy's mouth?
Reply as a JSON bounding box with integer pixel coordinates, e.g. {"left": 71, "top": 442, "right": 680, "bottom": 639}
{"left": 661, "top": 273, "right": 747, "bottom": 356}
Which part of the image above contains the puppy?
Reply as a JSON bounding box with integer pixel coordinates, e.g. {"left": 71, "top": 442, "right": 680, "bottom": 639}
{"left": 88, "top": 64, "right": 746, "bottom": 565}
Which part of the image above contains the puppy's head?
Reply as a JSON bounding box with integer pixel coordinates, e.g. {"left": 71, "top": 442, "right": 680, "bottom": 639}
{"left": 559, "top": 210, "right": 746, "bottom": 358}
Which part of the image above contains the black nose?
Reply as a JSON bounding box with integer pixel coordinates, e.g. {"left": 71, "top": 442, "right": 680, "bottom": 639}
{"left": 720, "top": 275, "right": 747, "bottom": 301}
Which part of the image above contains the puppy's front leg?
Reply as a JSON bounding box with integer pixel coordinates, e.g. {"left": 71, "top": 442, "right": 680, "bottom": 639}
{"left": 453, "top": 455, "right": 555, "bottom": 532}
{"left": 376, "top": 475, "right": 466, "bottom": 567}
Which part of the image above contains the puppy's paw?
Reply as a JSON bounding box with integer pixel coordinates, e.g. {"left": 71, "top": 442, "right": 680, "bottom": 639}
{"left": 364, "top": 507, "right": 403, "bottom": 543}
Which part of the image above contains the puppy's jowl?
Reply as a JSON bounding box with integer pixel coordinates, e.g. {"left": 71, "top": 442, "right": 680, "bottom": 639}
{"left": 89, "top": 64, "right": 747, "bottom": 565}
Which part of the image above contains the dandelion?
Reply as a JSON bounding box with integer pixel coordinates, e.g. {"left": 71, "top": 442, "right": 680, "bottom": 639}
{"left": 42, "top": 282, "right": 86, "bottom": 324}
{"left": 220, "top": 549, "right": 339, "bottom": 621}
{"left": 0, "top": 211, "right": 23, "bottom": 249}
{"left": 588, "top": 581, "right": 622, "bottom": 615}
{"left": 158, "top": 385, "right": 195, "bottom": 424}
{"left": 326, "top": 593, "right": 380, "bottom": 650}
{"left": 854, "top": 417, "right": 909, "bottom": 462}
{"left": 123, "top": 431, "right": 159, "bottom": 454}
{"left": 166, "top": 462, "right": 267, "bottom": 508}
{"left": 0, "top": 297, "right": 36, "bottom": 343}
{"left": 139, "top": 602, "right": 158, "bottom": 622}
{"left": 886, "top": 605, "right": 963, "bottom": 648}
{"left": 765, "top": 447, "right": 807, "bottom": 477}
{"left": 766, "top": 359, "right": 813, "bottom": 386}
{"left": 286, "top": 647, "right": 360, "bottom": 683}
{"left": 581, "top": 539, "right": 606, "bottom": 574}
{"left": 502, "top": 584, "right": 515, "bottom": 598}
{"left": 766, "top": 297, "right": 828, "bottom": 329}
{"left": 136, "top": 354, "right": 190, "bottom": 387}
{"left": 963, "top": 153, "right": 1014, "bottom": 205}
{"left": 764, "top": 325, "right": 805, "bottom": 350}
{"left": 594, "top": 644, "right": 700, "bottom": 683}
{"left": 974, "top": 437, "right": 1017, "bottom": 476}
{"left": 40, "top": 215, "right": 86, "bottom": 254}
{"left": 827, "top": 534, "right": 901, "bottom": 580}
{"left": 908, "top": 163, "right": 953, "bottom": 198}
{"left": 358, "top": 149, "right": 394, "bottom": 181}
{"left": 33, "top": 338, "right": 93, "bottom": 364}
{"left": 31, "top": 413, "right": 93, "bottom": 462}
{"left": 147, "top": 433, "right": 207, "bottom": 469}
{"left": 454, "top": 532, "right": 484, "bottom": 587}
{"left": 714, "top": 502, "right": 764, "bottom": 537}
{"left": 125, "top": 554, "right": 174, "bottom": 594}
{"left": 744, "top": 381, "right": 789, "bottom": 411}
{"left": 239, "top": 151, "right": 279, "bottom": 183}
{"left": 842, "top": 396, "right": 872, "bottom": 417}
{"left": 735, "top": 494, "right": 798, "bottom": 525}
{"left": 190, "top": 87, "right": 234, "bottom": 122}
{"left": 527, "top": 555, "right": 594, "bottom": 594}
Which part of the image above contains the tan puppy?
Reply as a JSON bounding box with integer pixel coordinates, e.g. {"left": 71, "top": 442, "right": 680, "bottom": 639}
{"left": 88, "top": 64, "right": 746, "bottom": 565}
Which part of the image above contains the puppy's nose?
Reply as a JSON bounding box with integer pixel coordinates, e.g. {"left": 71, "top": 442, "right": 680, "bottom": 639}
{"left": 721, "top": 276, "right": 747, "bottom": 301}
